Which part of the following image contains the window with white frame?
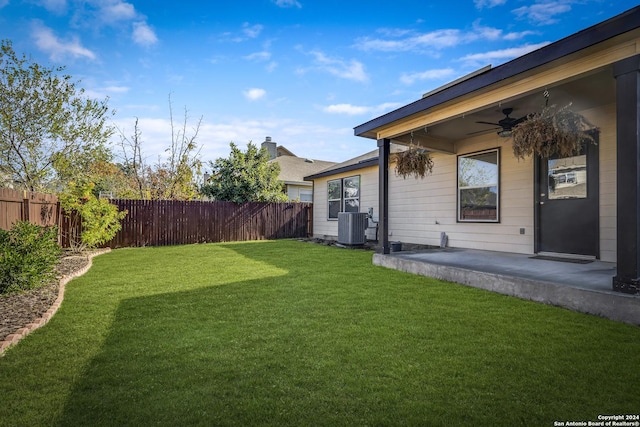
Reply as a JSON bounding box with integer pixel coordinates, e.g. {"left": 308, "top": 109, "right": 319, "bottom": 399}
{"left": 299, "top": 189, "right": 313, "bottom": 202}
{"left": 457, "top": 149, "right": 499, "bottom": 222}
{"left": 327, "top": 175, "right": 360, "bottom": 219}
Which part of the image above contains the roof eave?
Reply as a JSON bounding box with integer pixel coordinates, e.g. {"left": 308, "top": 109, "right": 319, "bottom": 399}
{"left": 304, "top": 158, "right": 379, "bottom": 181}
{"left": 354, "top": 5, "right": 640, "bottom": 138}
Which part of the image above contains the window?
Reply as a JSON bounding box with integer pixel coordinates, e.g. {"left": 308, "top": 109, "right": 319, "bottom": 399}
{"left": 327, "top": 175, "right": 360, "bottom": 219}
{"left": 299, "top": 189, "right": 313, "bottom": 202}
{"left": 458, "top": 149, "right": 499, "bottom": 222}
{"left": 548, "top": 143, "right": 587, "bottom": 200}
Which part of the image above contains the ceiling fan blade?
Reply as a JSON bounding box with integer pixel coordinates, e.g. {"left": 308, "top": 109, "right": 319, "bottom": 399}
{"left": 467, "top": 127, "right": 500, "bottom": 135}
{"left": 475, "top": 121, "right": 501, "bottom": 126}
{"left": 513, "top": 115, "right": 529, "bottom": 125}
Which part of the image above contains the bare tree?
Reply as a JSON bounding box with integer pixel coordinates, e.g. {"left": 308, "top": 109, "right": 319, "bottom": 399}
{"left": 115, "top": 94, "right": 203, "bottom": 200}
{"left": 116, "top": 117, "right": 147, "bottom": 199}
{"left": 162, "top": 94, "right": 203, "bottom": 200}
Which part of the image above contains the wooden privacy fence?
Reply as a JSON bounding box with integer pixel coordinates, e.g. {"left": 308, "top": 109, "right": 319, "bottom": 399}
{"left": 61, "top": 199, "right": 313, "bottom": 248}
{"left": 0, "top": 188, "right": 60, "bottom": 230}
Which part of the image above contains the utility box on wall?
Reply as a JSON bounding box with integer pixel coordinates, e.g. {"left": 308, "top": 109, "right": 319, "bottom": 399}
{"left": 338, "top": 212, "right": 368, "bottom": 245}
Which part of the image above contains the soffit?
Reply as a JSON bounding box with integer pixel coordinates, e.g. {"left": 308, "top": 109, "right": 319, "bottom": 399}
{"left": 361, "top": 28, "right": 640, "bottom": 153}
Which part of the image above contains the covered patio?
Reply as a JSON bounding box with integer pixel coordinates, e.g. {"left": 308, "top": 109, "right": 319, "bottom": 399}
{"left": 373, "top": 248, "right": 640, "bottom": 325}
{"left": 354, "top": 7, "right": 640, "bottom": 298}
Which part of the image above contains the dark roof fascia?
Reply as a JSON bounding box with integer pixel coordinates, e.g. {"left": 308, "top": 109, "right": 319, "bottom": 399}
{"left": 304, "top": 158, "right": 379, "bottom": 181}
{"left": 354, "top": 6, "right": 640, "bottom": 137}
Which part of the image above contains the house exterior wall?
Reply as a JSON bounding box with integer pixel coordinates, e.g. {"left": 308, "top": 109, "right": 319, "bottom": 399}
{"left": 589, "top": 102, "right": 616, "bottom": 262}
{"left": 311, "top": 105, "right": 616, "bottom": 260}
{"left": 388, "top": 134, "right": 535, "bottom": 255}
{"left": 386, "top": 103, "right": 617, "bottom": 261}
{"left": 311, "top": 166, "right": 379, "bottom": 240}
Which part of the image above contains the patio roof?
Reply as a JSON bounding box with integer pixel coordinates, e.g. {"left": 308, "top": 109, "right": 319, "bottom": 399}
{"left": 354, "top": 5, "right": 640, "bottom": 141}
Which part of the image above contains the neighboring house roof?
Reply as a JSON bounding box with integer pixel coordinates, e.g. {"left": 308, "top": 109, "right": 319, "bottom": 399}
{"left": 276, "top": 146, "right": 296, "bottom": 157}
{"left": 270, "top": 154, "right": 337, "bottom": 186}
{"left": 354, "top": 6, "right": 640, "bottom": 140}
{"left": 304, "top": 146, "right": 405, "bottom": 180}
{"left": 261, "top": 136, "right": 336, "bottom": 185}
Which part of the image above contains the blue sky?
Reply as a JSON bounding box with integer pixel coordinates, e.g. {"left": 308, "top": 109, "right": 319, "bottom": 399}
{"left": 0, "top": 1, "right": 637, "bottom": 167}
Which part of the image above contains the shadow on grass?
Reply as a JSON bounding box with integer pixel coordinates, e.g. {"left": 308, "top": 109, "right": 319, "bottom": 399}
{"left": 56, "top": 241, "right": 640, "bottom": 426}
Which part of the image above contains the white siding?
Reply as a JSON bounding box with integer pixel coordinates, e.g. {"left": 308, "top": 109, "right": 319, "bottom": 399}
{"left": 585, "top": 103, "right": 616, "bottom": 262}
{"left": 388, "top": 134, "right": 535, "bottom": 254}
{"left": 311, "top": 167, "right": 378, "bottom": 240}
{"left": 311, "top": 104, "right": 616, "bottom": 259}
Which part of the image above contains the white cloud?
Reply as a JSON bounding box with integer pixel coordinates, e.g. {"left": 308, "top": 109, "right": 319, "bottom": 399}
{"left": 66, "top": 1, "right": 158, "bottom": 46}
{"left": 83, "top": 85, "right": 129, "bottom": 99}
{"left": 512, "top": 1, "right": 572, "bottom": 25}
{"left": 474, "top": 0, "right": 507, "bottom": 8}
{"left": 242, "top": 22, "right": 264, "bottom": 39}
{"left": 471, "top": 21, "right": 502, "bottom": 41}
{"left": 244, "top": 51, "right": 271, "bottom": 61}
{"left": 323, "top": 102, "right": 402, "bottom": 116}
{"left": 243, "top": 88, "right": 266, "bottom": 101}
{"left": 132, "top": 21, "right": 158, "bottom": 46}
{"left": 323, "top": 104, "right": 370, "bottom": 115}
{"left": 266, "top": 61, "right": 278, "bottom": 72}
{"left": 273, "top": 0, "right": 301, "bottom": 8}
{"left": 223, "top": 23, "right": 264, "bottom": 42}
{"left": 354, "top": 21, "right": 537, "bottom": 54}
{"left": 459, "top": 42, "right": 551, "bottom": 65}
{"left": 355, "top": 29, "right": 462, "bottom": 52}
{"left": 503, "top": 30, "right": 538, "bottom": 41}
{"left": 400, "top": 68, "right": 456, "bottom": 85}
{"left": 100, "top": 1, "right": 136, "bottom": 22}
{"left": 302, "top": 50, "right": 369, "bottom": 83}
{"left": 103, "top": 85, "right": 130, "bottom": 94}
{"left": 31, "top": 20, "right": 96, "bottom": 60}
{"left": 34, "top": 0, "right": 66, "bottom": 13}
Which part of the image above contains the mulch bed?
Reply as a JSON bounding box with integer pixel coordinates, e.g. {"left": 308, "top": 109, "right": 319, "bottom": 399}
{"left": 0, "top": 253, "right": 91, "bottom": 344}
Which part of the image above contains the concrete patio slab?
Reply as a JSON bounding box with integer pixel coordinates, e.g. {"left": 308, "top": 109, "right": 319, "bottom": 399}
{"left": 373, "top": 248, "right": 640, "bottom": 326}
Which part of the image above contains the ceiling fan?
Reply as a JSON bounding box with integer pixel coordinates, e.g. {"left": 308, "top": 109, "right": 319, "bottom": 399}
{"left": 474, "top": 108, "right": 528, "bottom": 137}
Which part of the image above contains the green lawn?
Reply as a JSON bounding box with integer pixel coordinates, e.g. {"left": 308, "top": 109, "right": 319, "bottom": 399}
{"left": 1, "top": 240, "right": 638, "bottom": 426}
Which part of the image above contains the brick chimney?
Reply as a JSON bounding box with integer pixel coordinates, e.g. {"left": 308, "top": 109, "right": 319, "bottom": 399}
{"left": 261, "top": 136, "right": 277, "bottom": 160}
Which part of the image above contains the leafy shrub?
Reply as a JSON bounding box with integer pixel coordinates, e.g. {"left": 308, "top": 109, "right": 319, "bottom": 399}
{"left": 59, "top": 181, "right": 127, "bottom": 251}
{"left": 0, "top": 221, "right": 61, "bottom": 294}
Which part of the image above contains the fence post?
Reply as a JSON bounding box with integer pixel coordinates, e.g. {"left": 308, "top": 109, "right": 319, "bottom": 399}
{"left": 22, "top": 190, "right": 30, "bottom": 222}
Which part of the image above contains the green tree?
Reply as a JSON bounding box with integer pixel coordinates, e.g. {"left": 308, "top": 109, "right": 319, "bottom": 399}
{"left": 0, "top": 39, "right": 113, "bottom": 192}
{"left": 201, "top": 142, "right": 287, "bottom": 203}
{"left": 59, "top": 180, "right": 127, "bottom": 251}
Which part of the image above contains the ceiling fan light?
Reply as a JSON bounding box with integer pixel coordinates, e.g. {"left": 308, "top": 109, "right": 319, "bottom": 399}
{"left": 498, "top": 129, "right": 512, "bottom": 137}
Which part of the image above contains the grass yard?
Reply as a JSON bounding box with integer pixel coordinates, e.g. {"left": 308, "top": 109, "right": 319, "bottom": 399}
{"left": 0, "top": 240, "right": 638, "bottom": 426}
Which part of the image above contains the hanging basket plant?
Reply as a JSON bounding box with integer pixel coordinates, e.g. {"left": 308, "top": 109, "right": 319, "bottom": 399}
{"left": 394, "top": 145, "right": 434, "bottom": 179}
{"left": 511, "top": 103, "right": 595, "bottom": 159}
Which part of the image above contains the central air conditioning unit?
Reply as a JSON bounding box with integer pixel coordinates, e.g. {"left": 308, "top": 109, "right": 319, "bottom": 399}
{"left": 338, "top": 212, "right": 369, "bottom": 245}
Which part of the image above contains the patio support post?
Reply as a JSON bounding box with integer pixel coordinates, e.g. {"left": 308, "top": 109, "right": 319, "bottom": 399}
{"left": 378, "top": 138, "right": 390, "bottom": 254}
{"left": 613, "top": 54, "right": 640, "bottom": 294}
